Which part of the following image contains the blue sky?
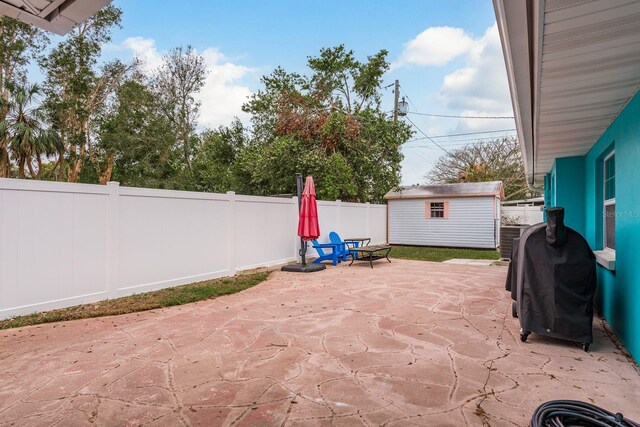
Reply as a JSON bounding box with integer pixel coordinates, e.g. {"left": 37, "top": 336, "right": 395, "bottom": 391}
{"left": 102, "top": 0, "right": 516, "bottom": 185}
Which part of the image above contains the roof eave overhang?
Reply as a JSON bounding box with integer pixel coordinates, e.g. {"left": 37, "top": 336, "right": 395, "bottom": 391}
{"left": 495, "top": 0, "right": 640, "bottom": 187}
{"left": 493, "top": 0, "right": 543, "bottom": 186}
{"left": 0, "top": 0, "right": 111, "bottom": 35}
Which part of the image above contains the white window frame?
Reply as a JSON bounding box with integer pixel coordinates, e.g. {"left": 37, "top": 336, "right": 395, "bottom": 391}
{"left": 603, "top": 151, "right": 615, "bottom": 251}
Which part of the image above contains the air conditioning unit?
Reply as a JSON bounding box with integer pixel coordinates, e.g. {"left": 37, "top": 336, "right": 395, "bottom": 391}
{"left": 500, "top": 225, "right": 528, "bottom": 259}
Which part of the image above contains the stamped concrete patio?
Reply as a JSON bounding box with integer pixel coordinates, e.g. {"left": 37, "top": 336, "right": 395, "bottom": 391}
{"left": 1, "top": 259, "right": 639, "bottom": 426}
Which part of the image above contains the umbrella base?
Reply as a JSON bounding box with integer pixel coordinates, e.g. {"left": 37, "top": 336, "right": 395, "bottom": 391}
{"left": 281, "top": 263, "right": 326, "bottom": 273}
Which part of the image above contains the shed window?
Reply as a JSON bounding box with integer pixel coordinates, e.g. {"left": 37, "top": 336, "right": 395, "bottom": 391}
{"left": 430, "top": 202, "right": 445, "bottom": 218}
{"left": 603, "top": 151, "right": 615, "bottom": 250}
{"left": 427, "top": 201, "right": 448, "bottom": 219}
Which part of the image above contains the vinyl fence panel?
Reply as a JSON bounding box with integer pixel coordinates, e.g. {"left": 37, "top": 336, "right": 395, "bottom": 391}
{"left": 0, "top": 180, "right": 109, "bottom": 315}
{"left": 0, "top": 178, "right": 387, "bottom": 318}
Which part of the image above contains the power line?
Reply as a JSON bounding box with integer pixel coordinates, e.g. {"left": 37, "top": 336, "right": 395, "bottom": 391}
{"left": 401, "top": 91, "right": 440, "bottom": 140}
{"left": 397, "top": 84, "right": 513, "bottom": 120}
{"left": 431, "top": 128, "right": 517, "bottom": 138}
{"left": 407, "top": 128, "right": 517, "bottom": 140}
{"left": 400, "top": 92, "right": 457, "bottom": 156}
{"left": 414, "top": 141, "right": 506, "bottom": 149}
{"left": 406, "top": 146, "right": 433, "bottom": 164}
{"left": 410, "top": 145, "right": 446, "bottom": 151}
{"left": 404, "top": 115, "right": 453, "bottom": 155}
{"left": 407, "top": 111, "right": 514, "bottom": 119}
{"left": 405, "top": 132, "right": 517, "bottom": 145}
{"left": 401, "top": 150, "right": 426, "bottom": 180}
{"left": 397, "top": 83, "right": 514, "bottom": 129}
{"left": 397, "top": 84, "right": 515, "bottom": 158}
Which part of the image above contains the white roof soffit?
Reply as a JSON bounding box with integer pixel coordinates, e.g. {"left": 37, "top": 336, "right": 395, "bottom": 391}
{"left": 494, "top": 0, "right": 640, "bottom": 185}
{"left": 0, "top": 0, "right": 111, "bottom": 35}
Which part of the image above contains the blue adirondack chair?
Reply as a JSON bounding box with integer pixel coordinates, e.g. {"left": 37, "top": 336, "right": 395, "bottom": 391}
{"left": 328, "top": 232, "right": 356, "bottom": 261}
{"left": 311, "top": 240, "right": 344, "bottom": 266}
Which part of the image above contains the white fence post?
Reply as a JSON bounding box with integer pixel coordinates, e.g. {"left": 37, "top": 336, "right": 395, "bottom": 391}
{"left": 227, "top": 191, "right": 236, "bottom": 275}
{"left": 292, "top": 196, "right": 299, "bottom": 260}
{"left": 365, "top": 202, "right": 371, "bottom": 239}
{"left": 106, "top": 181, "right": 120, "bottom": 299}
{"left": 336, "top": 199, "right": 342, "bottom": 235}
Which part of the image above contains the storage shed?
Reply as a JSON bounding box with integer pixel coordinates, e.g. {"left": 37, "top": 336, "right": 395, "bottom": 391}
{"left": 385, "top": 181, "right": 504, "bottom": 249}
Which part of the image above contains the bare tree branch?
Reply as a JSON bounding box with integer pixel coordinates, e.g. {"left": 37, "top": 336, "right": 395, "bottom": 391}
{"left": 427, "top": 136, "right": 535, "bottom": 200}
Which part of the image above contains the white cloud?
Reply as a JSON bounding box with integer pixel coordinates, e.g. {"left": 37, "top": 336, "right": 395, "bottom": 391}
{"left": 395, "top": 26, "right": 475, "bottom": 68}
{"left": 438, "top": 24, "right": 514, "bottom": 132}
{"left": 122, "top": 36, "right": 164, "bottom": 71}
{"left": 396, "top": 24, "right": 514, "bottom": 133}
{"left": 120, "top": 37, "right": 253, "bottom": 129}
{"left": 196, "top": 47, "right": 252, "bottom": 128}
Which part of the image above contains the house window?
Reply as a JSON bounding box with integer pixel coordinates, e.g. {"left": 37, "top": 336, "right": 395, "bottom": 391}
{"left": 603, "top": 151, "right": 615, "bottom": 250}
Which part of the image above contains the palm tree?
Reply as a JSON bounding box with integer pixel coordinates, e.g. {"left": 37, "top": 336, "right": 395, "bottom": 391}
{"left": 4, "top": 82, "right": 55, "bottom": 178}
{"left": 0, "top": 92, "right": 11, "bottom": 177}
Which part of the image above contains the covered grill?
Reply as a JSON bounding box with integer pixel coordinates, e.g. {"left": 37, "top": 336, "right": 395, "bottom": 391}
{"left": 505, "top": 208, "right": 597, "bottom": 351}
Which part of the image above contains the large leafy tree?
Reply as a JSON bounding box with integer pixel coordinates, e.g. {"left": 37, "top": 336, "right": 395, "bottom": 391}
{"left": 427, "top": 136, "right": 534, "bottom": 200}
{"left": 191, "top": 119, "right": 248, "bottom": 193}
{"left": 153, "top": 46, "right": 207, "bottom": 173}
{"left": 41, "top": 5, "right": 131, "bottom": 182}
{"left": 98, "top": 75, "right": 176, "bottom": 187}
{"left": 0, "top": 16, "right": 48, "bottom": 177}
{"left": 241, "top": 45, "right": 411, "bottom": 202}
{"left": 0, "top": 28, "right": 409, "bottom": 202}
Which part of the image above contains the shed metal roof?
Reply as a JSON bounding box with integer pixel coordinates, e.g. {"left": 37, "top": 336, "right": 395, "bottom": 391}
{"left": 385, "top": 181, "right": 504, "bottom": 200}
{"left": 0, "top": 0, "right": 111, "bottom": 35}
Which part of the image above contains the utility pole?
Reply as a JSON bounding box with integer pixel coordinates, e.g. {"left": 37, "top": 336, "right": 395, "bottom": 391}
{"left": 393, "top": 79, "right": 400, "bottom": 123}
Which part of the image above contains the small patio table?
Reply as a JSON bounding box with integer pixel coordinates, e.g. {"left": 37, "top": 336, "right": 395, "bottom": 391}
{"left": 344, "top": 237, "right": 371, "bottom": 250}
{"left": 343, "top": 237, "right": 371, "bottom": 260}
{"left": 348, "top": 245, "right": 392, "bottom": 268}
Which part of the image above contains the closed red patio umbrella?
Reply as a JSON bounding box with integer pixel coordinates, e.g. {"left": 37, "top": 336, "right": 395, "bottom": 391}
{"left": 298, "top": 176, "right": 320, "bottom": 241}
{"left": 281, "top": 174, "right": 326, "bottom": 272}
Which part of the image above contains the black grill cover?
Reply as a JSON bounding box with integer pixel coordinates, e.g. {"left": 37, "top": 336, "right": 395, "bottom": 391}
{"left": 507, "top": 208, "right": 597, "bottom": 344}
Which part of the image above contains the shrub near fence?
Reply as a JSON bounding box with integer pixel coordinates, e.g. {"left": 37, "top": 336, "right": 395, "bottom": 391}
{"left": 0, "top": 178, "right": 387, "bottom": 318}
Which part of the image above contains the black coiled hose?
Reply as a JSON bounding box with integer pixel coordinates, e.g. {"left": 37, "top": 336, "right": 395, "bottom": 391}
{"left": 531, "top": 400, "right": 640, "bottom": 427}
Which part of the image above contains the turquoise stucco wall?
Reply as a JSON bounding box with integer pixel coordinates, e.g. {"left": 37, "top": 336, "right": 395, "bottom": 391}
{"left": 545, "top": 91, "right": 640, "bottom": 362}
{"left": 547, "top": 156, "right": 586, "bottom": 236}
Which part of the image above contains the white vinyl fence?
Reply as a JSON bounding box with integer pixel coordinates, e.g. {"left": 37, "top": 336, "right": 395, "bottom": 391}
{"left": 0, "top": 178, "right": 387, "bottom": 318}
{"left": 501, "top": 205, "right": 544, "bottom": 225}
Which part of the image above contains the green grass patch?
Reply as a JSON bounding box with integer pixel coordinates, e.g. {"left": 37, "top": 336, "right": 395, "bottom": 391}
{"left": 0, "top": 272, "right": 268, "bottom": 330}
{"left": 390, "top": 245, "right": 500, "bottom": 263}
